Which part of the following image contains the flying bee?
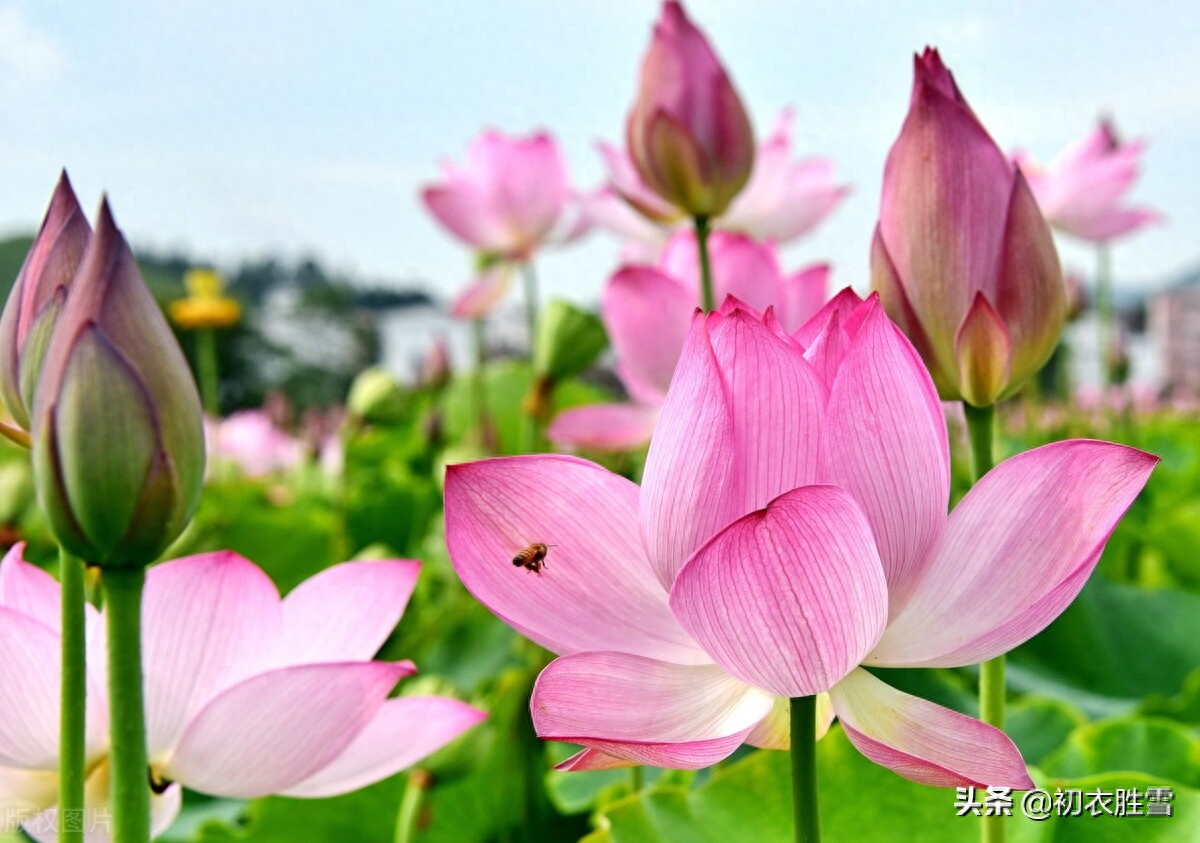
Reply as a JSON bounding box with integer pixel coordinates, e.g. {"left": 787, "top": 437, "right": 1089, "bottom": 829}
{"left": 512, "top": 542, "right": 553, "bottom": 576}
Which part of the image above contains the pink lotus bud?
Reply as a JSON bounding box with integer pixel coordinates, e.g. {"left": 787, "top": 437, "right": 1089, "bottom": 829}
{"left": 626, "top": 1, "right": 754, "bottom": 219}
{"left": 0, "top": 173, "right": 91, "bottom": 434}
{"left": 872, "top": 49, "right": 1066, "bottom": 406}
{"left": 31, "top": 199, "right": 205, "bottom": 568}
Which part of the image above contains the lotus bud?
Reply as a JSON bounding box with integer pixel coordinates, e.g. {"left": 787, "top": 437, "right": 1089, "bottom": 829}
{"left": 871, "top": 49, "right": 1066, "bottom": 406}
{"left": 31, "top": 199, "right": 205, "bottom": 568}
{"left": 626, "top": 1, "right": 754, "bottom": 219}
{"left": 0, "top": 173, "right": 91, "bottom": 438}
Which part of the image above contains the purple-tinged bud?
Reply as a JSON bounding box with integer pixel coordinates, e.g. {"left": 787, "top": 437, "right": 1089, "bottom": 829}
{"left": 871, "top": 49, "right": 1066, "bottom": 406}
{"left": 0, "top": 172, "right": 91, "bottom": 436}
{"left": 31, "top": 199, "right": 205, "bottom": 568}
{"left": 626, "top": 1, "right": 755, "bottom": 219}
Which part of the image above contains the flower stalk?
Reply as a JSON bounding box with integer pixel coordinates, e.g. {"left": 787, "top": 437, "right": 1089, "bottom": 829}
{"left": 59, "top": 546, "right": 88, "bottom": 843}
{"left": 964, "top": 402, "right": 1006, "bottom": 843}
{"left": 790, "top": 696, "right": 820, "bottom": 843}
{"left": 694, "top": 216, "right": 715, "bottom": 311}
{"left": 1095, "top": 244, "right": 1114, "bottom": 387}
{"left": 195, "top": 327, "right": 220, "bottom": 416}
{"left": 102, "top": 567, "right": 150, "bottom": 843}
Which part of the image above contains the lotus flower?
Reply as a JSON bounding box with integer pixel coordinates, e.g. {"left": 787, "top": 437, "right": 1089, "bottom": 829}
{"left": 625, "top": 1, "right": 754, "bottom": 218}
{"left": 0, "top": 173, "right": 91, "bottom": 437}
{"left": 548, "top": 231, "right": 828, "bottom": 450}
{"left": 205, "top": 409, "right": 305, "bottom": 479}
{"left": 586, "top": 110, "right": 848, "bottom": 253}
{"left": 871, "top": 49, "right": 1066, "bottom": 407}
{"left": 0, "top": 545, "right": 484, "bottom": 840}
{"left": 1014, "top": 119, "right": 1160, "bottom": 242}
{"left": 446, "top": 293, "right": 1155, "bottom": 786}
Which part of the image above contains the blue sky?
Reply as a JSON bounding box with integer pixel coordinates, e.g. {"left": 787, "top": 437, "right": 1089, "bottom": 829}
{"left": 1, "top": 0, "right": 1197, "bottom": 305}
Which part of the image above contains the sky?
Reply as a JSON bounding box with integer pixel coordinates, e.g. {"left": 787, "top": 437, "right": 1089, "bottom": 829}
{"left": 1, "top": 0, "right": 1198, "bottom": 308}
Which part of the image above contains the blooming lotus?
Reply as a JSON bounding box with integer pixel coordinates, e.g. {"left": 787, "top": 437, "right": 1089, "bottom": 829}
{"left": 1014, "top": 120, "right": 1160, "bottom": 243}
{"left": 548, "top": 231, "right": 828, "bottom": 450}
{"left": 625, "top": 1, "right": 754, "bottom": 218}
{"left": 446, "top": 293, "right": 1155, "bottom": 785}
{"left": 871, "top": 48, "right": 1066, "bottom": 407}
{"left": 0, "top": 545, "right": 484, "bottom": 840}
{"left": 586, "top": 110, "right": 848, "bottom": 254}
{"left": 205, "top": 409, "right": 305, "bottom": 479}
{"left": 0, "top": 173, "right": 91, "bottom": 438}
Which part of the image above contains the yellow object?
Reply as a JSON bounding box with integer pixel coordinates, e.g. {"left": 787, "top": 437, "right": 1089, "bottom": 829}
{"left": 169, "top": 268, "right": 242, "bottom": 330}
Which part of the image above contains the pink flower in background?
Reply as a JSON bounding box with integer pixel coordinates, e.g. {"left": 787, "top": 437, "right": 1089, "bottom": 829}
{"left": 422, "top": 130, "right": 585, "bottom": 262}
{"left": 0, "top": 546, "right": 484, "bottom": 840}
{"left": 446, "top": 295, "right": 1154, "bottom": 785}
{"left": 722, "top": 109, "right": 850, "bottom": 242}
{"left": 872, "top": 48, "right": 1065, "bottom": 407}
{"left": 548, "top": 231, "right": 829, "bottom": 450}
{"left": 585, "top": 111, "right": 848, "bottom": 255}
{"left": 1014, "top": 119, "right": 1160, "bottom": 243}
{"left": 423, "top": 130, "right": 589, "bottom": 320}
{"left": 626, "top": 1, "right": 755, "bottom": 218}
{"left": 206, "top": 409, "right": 305, "bottom": 478}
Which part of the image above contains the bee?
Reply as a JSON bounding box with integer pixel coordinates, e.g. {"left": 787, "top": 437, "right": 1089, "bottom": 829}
{"left": 512, "top": 542, "right": 552, "bottom": 576}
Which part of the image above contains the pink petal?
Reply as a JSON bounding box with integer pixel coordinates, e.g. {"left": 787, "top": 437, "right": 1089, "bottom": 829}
{"left": 282, "top": 697, "right": 486, "bottom": 797}
{"left": 669, "top": 486, "right": 887, "bottom": 698}
{"left": 0, "top": 543, "right": 59, "bottom": 629}
{"left": 872, "top": 441, "right": 1158, "bottom": 667}
{"left": 450, "top": 265, "right": 513, "bottom": 321}
{"left": 579, "top": 185, "right": 670, "bottom": 247}
{"left": 143, "top": 551, "right": 283, "bottom": 759}
{"left": 546, "top": 402, "right": 660, "bottom": 451}
{"left": 0, "top": 609, "right": 63, "bottom": 768}
{"left": 641, "top": 308, "right": 825, "bottom": 588}
{"left": 830, "top": 668, "right": 1034, "bottom": 788}
{"left": 444, "top": 455, "right": 704, "bottom": 663}
{"left": 422, "top": 184, "right": 510, "bottom": 255}
{"left": 603, "top": 265, "right": 695, "bottom": 396}
{"left": 793, "top": 286, "right": 864, "bottom": 349}
{"left": 166, "top": 661, "right": 412, "bottom": 798}
{"left": 778, "top": 263, "right": 830, "bottom": 333}
{"left": 817, "top": 300, "right": 950, "bottom": 612}
{"left": 274, "top": 560, "right": 420, "bottom": 667}
{"left": 532, "top": 652, "right": 773, "bottom": 769}
{"left": 555, "top": 748, "right": 637, "bottom": 771}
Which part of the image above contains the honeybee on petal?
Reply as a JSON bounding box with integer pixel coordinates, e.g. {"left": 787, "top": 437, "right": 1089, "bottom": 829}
{"left": 512, "top": 542, "right": 551, "bottom": 576}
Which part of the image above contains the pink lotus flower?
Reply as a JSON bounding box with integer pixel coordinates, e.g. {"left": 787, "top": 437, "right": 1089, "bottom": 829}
{"left": 205, "top": 409, "right": 305, "bottom": 479}
{"left": 586, "top": 110, "right": 848, "bottom": 252}
{"left": 1014, "top": 120, "right": 1160, "bottom": 243}
{"left": 422, "top": 130, "right": 585, "bottom": 263}
{"left": 872, "top": 49, "right": 1066, "bottom": 407}
{"left": 446, "top": 292, "right": 1155, "bottom": 786}
{"left": 625, "top": 1, "right": 754, "bottom": 218}
{"left": 548, "top": 231, "right": 828, "bottom": 450}
{"left": 0, "top": 545, "right": 484, "bottom": 840}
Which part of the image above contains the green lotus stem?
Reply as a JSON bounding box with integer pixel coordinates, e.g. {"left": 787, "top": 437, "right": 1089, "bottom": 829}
{"left": 523, "top": 261, "right": 539, "bottom": 361}
{"left": 964, "top": 403, "right": 1005, "bottom": 843}
{"left": 470, "top": 318, "right": 490, "bottom": 452}
{"left": 393, "top": 768, "right": 431, "bottom": 843}
{"left": 790, "top": 696, "right": 820, "bottom": 843}
{"left": 694, "top": 215, "right": 715, "bottom": 312}
{"left": 195, "top": 327, "right": 220, "bottom": 416}
{"left": 102, "top": 568, "right": 150, "bottom": 843}
{"left": 59, "top": 547, "right": 87, "bottom": 843}
{"left": 1095, "top": 243, "right": 1113, "bottom": 387}
{"left": 629, "top": 765, "right": 644, "bottom": 793}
